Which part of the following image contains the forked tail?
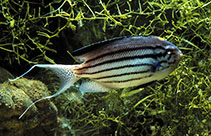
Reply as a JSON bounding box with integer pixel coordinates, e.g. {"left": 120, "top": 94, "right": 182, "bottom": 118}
{"left": 9, "top": 64, "right": 80, "bottom": 119}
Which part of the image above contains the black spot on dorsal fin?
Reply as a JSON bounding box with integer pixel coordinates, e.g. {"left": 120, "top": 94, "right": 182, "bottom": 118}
{"left": 72, "top": 36, "right": 127, "bottom": 56}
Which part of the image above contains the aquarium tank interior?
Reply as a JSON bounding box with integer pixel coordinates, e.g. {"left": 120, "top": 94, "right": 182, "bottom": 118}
{"left": 0, "top": 0, "right": 210, "bottom": 135}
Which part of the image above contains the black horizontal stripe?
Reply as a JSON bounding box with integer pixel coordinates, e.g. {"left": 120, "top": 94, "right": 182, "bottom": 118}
{"left": 86, "top": 45, "right": 166, "bottom": 63}
{"left": 158, "top": 60, "right": 170, "bottom": 68}
{"left": 93, "top": 70, "right": 150, "bottom": 80}
{"left": 167, "top": 53, "right": 176, "bottom": 64}
{"left": 167, "top": 54, "right": 172, "bottom": 61}
{"left": 159, "top": 60, "right": 174, "bottom": 65}
{"left": 159, "top": 53, "right": 175, "bottom": 64}
{"left": 76, "top": 53, "right": 162, "bottom": 71}
{"left": 101, "top": 74, "right": 153, "bottom": 83}
{"left": 76, "top": 63, "right": 152, "bottom": 75}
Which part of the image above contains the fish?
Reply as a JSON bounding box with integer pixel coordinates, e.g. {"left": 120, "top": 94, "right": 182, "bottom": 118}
{"left": 10, "top": 36, "right": 182, "bottom": 119}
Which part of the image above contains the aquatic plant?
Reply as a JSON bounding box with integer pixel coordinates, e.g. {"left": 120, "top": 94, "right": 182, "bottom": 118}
{"left": 1, "top": 0, "right": 210, "bottom": 64}
{"left": 0, "top": 0, "right": 210, "bottom": 135}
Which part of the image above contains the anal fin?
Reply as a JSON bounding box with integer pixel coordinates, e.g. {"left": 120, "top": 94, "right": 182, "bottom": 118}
{"left": 79, "top": 81, "right": 111, "bottom": 93}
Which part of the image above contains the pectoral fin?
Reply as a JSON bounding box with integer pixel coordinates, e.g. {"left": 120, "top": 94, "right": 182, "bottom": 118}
{"left": 79, "top": 81, "right": 111, "bottom": 93}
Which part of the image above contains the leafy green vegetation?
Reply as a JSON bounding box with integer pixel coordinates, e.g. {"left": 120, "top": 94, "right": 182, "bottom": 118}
{"left": 0, "top": 0, "right": 210, "bottom": 135}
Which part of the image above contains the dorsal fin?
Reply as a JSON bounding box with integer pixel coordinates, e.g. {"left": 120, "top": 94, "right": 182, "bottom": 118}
{"left": 72, "top": 36, "right": 127, "bottom": 56}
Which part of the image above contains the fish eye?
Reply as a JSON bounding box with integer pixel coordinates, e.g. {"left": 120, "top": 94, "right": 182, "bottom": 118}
{"left": 167, "top": 51, "right": 171, "bottom": 55}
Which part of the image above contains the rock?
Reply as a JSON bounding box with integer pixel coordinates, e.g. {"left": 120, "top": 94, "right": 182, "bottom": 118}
{"left": 0, "top": 78, "right": 58, "bottom": 136}
{"left": 0, "top": 67, "right": 14, "bottom": 83}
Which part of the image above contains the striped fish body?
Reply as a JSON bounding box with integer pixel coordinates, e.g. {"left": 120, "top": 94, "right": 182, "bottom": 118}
{"left": 11, "top": 36, "right": 182, "bottom": 118}
{"left": 73, "top": 36, "right": 182, "bottom": 89}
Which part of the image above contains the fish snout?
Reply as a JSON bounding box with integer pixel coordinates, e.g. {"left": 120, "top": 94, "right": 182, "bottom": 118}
{"left": 165, "top": 44, "right": 182, "bottom": 62}
{"left": 178, "top": 50, "right": 183, "bottom": 60}
{"left": 175, "top": 49, "right": 183, "bottom": 61}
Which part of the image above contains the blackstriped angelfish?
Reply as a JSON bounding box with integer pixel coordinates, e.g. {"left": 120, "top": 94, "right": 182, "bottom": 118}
{"left": 10, "top": 36, "right": 182, "bottom": 118}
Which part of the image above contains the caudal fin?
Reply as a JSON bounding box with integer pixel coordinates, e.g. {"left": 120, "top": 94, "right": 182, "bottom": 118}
{"left": 9, "top": 64, "right": 80, "bottom": 119}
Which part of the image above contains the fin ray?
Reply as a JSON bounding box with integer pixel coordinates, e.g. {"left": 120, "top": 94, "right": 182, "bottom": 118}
{"left": 9, "top": 64, "right": 80, "bottom": 119}
{"left": 80, "top": 80, "right": 111, "bottom": 93}
{"left": 9, "top": 65, "right": 37, "bottom": 81}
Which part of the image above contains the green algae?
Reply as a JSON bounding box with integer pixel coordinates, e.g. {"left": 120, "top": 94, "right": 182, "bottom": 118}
{"left": 1, "top": 0, "right": 210, "bottom": 63}
{"left": 0, "top": 0, "right": 211, "bottom": 135}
